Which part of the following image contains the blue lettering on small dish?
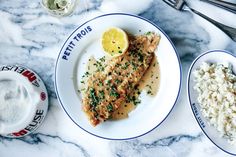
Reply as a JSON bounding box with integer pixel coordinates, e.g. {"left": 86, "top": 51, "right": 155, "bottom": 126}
{"left": 62, "top": 26, "right": 92, "bottom": 60}
{"left": 192, "top": 103, "right": 206, "bottom": 128}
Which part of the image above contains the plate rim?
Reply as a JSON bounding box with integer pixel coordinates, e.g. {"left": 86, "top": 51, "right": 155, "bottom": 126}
{"left": 55, "top": 13, "right": 182, "bottom": 140}
{"left": 187, "top": 49, "right": 236, "bottom": 155}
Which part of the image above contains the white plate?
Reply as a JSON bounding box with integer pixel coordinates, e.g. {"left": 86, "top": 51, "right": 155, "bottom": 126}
{"left": 55, "top": 13, "right": 181, "bottom": 140}
{"left": 187, "top": 50, "right": 236, "bottom": 155}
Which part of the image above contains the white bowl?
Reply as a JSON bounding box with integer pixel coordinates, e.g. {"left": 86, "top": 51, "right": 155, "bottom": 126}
{"left": 55, "top": 13, "right": 181, "bottom": 140}
{"left": 187, "top": 50, "right": 236, "bottom": 155}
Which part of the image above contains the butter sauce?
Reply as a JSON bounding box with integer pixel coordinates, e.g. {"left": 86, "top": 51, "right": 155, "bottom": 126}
{"left": 112, "top": 56, "right": 160, "bottom": 120}
{"left": 79, "top": 55, "right": 160, "bottom": 120}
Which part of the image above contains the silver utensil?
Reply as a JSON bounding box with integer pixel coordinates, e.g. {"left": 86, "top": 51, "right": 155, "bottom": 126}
{"left": 200, "top": 0, "right": 236, "bottom": 13}
{"left": 163, "top": 0, "right": 236, "bottom": 42}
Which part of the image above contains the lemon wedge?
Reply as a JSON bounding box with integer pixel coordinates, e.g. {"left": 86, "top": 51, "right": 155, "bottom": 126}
{"left": 101, "top": 27, "right": 129, "bottom": 57}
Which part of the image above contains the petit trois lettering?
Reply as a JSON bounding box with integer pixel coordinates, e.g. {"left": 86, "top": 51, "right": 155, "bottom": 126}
{"left": 62, "top": 41, "right": 75, "bottom": 60}
{"left": 73, "top": 26, "right": 92, "bottom": 41}
{"left": 62, "top": 26, "right": 92, "bottom": 60}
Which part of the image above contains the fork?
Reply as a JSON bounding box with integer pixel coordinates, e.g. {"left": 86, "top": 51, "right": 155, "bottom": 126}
{"left": 163, "top": 0, "right": 236, "bottom": 42}
{"left": 200, "top": 0, "right": 236, "bottom": 13}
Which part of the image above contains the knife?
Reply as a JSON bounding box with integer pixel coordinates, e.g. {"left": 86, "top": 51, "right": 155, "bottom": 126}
{"left": 200, "top": 0, "right": 236, "bottom": 13}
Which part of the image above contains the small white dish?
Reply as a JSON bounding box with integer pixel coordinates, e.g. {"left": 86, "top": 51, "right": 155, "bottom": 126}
{"left": 55, "top": 13, "right": 181, "bottom": 140}
{"left": 0, "top": 65, "right": 48, "bottom": 138}
{"left": 187, "top": 50, "right": 236, "bottom": 155}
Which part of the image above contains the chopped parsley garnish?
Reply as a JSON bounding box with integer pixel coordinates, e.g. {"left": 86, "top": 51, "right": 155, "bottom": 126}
{"left": 107, "top": 104, "right": 113, "bottom": 112}
{"left": 131, "top": 61, "right": 137, "bottom": 70}
{"left": 94, "top": 59, "right": 105, "bottom": 72}
{"left": 129, "top": 50, "right": 135, "bottom": 56}
{"left": 98, "top": 81, "right": 103, "bottom": 87}
{"left": 115, "top": 63, "right": 121, "bottom": 67}
{"left": 89, "top": 88, "right": 99, "bottom": 107}
{"left": 125, "top": 94, "right": 141, "bottom": 105}
{"left": 137, "top": 52, "right": 144, "bottom": 62}
{"left": 106, "top": 80, "right": 111, "bottom": 86}
{"left": 146, "top": 85, "right": 152, "bottom": 89}
{"left": 118, "top": 50, "right": 122, "bottom": 54}
{"left": 146, "top": 85, "right": 153, "bottom": 95}
{"left": 82, "top": 71, "right": 90, "bottom": 77}
{"left": 110, "top": 86, "right": 120, "bottom": 98}
{"left": 96, "top": 65, "right": 105, "bottom": 72}
{"left": 146, "top": 31, "right": 152, "bottom": 35}
{"left": 133, "top": 99, "right": 141, "bottom": 105}
{"left": 122, "top": 62, "right": 130, "bottom": 70}
{"left": 99, "top": 90, "right": 105, "bottom": 99}
{"left": 99, "top": 56, "right": 106, "bottom": 62}
{"left": 147, "top": 90, "right": 152, "bottom": 95}
{"left": 115, "top": 79, "right": 122, "bottom": 84}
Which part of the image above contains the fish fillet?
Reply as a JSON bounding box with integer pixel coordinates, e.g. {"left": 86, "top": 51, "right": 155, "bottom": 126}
{"left": 82, "top": 32, "right": 160, "bottom": 126}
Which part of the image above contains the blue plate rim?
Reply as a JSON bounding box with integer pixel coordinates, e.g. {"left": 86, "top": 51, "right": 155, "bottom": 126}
{"left": 54, "top": 13, "right": 182, "bottom": 140}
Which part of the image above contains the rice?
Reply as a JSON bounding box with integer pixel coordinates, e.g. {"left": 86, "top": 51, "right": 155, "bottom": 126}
{"left": 193, "top": 62, "right": 236, "bottom": 144}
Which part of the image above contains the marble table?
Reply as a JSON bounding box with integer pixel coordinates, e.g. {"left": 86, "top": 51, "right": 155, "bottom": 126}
{"left": 1, "top": 0, "right": 236, "bottom": 156}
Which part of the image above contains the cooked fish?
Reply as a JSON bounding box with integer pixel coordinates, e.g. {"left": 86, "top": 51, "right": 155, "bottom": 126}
{"left": 82, "top": 32, "right": 161, "bottom": 126}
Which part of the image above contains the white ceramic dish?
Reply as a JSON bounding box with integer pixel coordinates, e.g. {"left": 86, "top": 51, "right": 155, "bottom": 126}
{"left": 187, "top": 50, "right": 236, "bottom": 155}
{"left": 0, "top": 65, "right": 48, "bottom": 138}
{"left": 55, "top": 13, "right": 181, "bottom": 140}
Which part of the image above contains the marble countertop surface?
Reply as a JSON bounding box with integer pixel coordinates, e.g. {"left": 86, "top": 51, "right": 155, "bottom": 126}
{"left": 0, "top": 0, "right": 236, "bottom": 156}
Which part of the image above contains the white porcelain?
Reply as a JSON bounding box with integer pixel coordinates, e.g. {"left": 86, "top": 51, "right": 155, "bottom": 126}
{"left": 0, "top": 71, "right": 37, "bottom": 135}
{"left": 0, "top": 65, "right": 48, "bottom": 138}
{"left": 187, "top": 50, "right": 236, "bottom": 155}
{"left": 55, "top": 13, "right": 181, "bottom": 140}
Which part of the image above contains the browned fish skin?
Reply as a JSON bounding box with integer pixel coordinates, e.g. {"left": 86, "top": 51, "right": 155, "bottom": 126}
{"left": 82, "top": 33, "right": 160, "bottom": 126}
